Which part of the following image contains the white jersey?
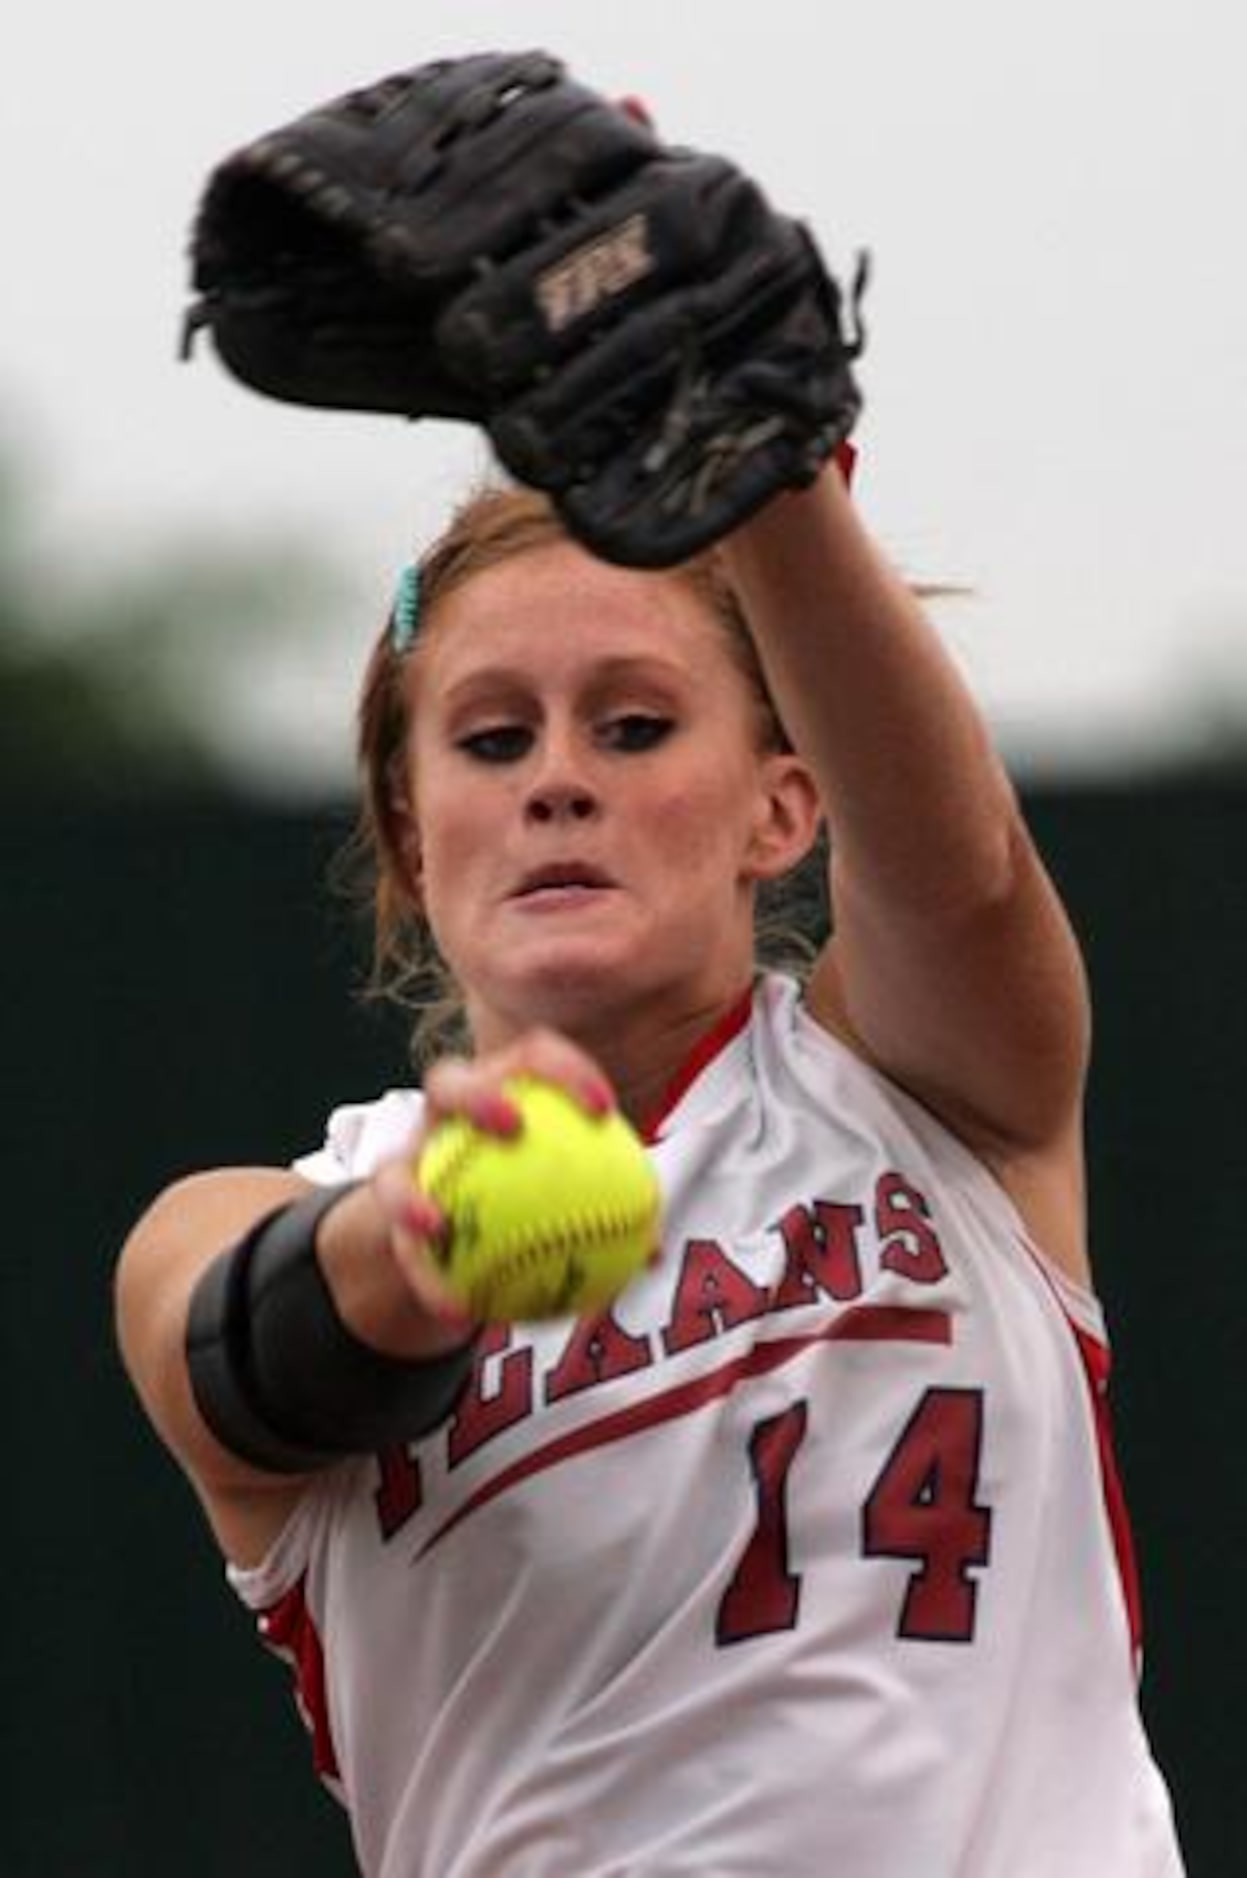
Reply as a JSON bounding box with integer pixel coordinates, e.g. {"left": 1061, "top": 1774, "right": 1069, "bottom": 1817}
{"left": 229, "top": 974, "right": 1183, "bottom": 1877}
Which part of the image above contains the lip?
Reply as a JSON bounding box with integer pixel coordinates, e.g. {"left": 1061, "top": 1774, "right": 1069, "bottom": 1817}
{"left": 511, "top": 862, "right": 618, "bottom": 899}
{"left": 510, "top": 883, "right": 617, "bottom": 914}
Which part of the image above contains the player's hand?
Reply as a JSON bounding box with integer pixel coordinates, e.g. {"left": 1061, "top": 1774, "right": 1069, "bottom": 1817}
{"left": 369, "top": 1029, "right": 617, "bottom": 1324}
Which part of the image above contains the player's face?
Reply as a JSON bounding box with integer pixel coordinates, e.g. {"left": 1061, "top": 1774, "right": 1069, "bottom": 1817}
{"left": 399, "top": 542, "right": 816, "bottom": 1050}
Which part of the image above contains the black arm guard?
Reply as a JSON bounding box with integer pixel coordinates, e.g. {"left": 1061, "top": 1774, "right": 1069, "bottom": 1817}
{"left": 185, "top": 1182, "right": 473, "bottom": 1474}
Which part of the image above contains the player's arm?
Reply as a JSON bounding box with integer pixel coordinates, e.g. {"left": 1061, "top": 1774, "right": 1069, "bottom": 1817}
{"left": 115, "top": 1166, "right": 452, "bottom": 1564}
{"left": 117, "top": 1168, "right": 323, "bottom": 1562}
{"left": 115, "top": 1034, "right": 612, "bottom": 1563}
{"left": 174, "top": 56, "right": 1085, "bottom": 1241}
{"left": 721, "top": 470, "right": 1091, "bottom": 1249}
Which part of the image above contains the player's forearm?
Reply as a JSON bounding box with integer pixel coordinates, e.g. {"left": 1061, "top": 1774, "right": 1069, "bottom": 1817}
{"left": 316, "top": 1177, "right": 468, "bottom": 1360}
{"left": 117, "top": 1170, "right": 462, "bottom": 1489}
{"left": 722, "top": 469, "right": 1021, "bottom": 922}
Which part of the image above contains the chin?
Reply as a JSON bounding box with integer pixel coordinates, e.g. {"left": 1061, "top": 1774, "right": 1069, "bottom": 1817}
{"left": 486, "top": 941, "right": 652, "bottom": 1033}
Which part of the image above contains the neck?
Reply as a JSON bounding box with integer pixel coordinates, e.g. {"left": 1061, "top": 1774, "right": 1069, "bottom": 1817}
{"left": 467, "top": 978, "right": 755, "bottom": 1133}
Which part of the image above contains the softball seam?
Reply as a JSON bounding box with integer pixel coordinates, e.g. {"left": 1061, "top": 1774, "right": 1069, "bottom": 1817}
{"left": 421, "top": 1125, "right": 656, "bottom": 1292}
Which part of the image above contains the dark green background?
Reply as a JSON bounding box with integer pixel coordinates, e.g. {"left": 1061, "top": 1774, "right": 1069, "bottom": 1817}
{"left": 5, "top": 783, "right": 1240, "bottom": 1874}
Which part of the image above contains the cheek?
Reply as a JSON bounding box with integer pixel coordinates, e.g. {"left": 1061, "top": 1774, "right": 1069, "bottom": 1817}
{"left": 420, "top": 800, "right": 484, "bottom": 897}
{"left": 405, "top": 766, "right": 495, "bottom": 918}
{"left": 644, "top": 761, "right": 760, "bottom": 874}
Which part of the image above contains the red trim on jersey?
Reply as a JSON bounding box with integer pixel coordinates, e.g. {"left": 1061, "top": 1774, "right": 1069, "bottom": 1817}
{"left": 1069, "top": 1319, "right": 1144, "bottom": 1658}
{"left": 257, "top": 1576, "right": 340, "bottom": 1784}
{"left": 1026, "top": 1254, "right": 1145, "bottom": 1664}
{"left": 639, "top": 986, "right": 755, "bottom": 1143}
{"left": 414, "top": 1305, "right": 951, "bottom": 1561}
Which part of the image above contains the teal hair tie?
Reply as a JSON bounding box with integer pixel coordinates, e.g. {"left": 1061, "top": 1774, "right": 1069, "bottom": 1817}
{"left": 391, "top": 563, "right": 421, "bottom": 653}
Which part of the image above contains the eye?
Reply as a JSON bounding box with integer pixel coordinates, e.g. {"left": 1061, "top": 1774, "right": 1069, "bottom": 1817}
{"left": 457, "top": 724, "right": 534, "bottom": 763}
{"left": 599, "top": 714, "right": 674, "bottom": 753}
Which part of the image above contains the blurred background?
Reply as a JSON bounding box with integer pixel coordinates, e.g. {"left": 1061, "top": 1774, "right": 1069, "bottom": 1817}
{"left": 3, "top": 3, "right": 1243, "bottom": 1871}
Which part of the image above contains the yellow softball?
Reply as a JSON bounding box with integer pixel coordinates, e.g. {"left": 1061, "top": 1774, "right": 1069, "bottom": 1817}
{"left": 414, "top": 1076, "right": 662, "bottom": 1322}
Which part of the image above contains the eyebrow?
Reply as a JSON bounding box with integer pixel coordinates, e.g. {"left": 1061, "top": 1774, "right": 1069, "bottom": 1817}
{"left": 438, "top": 653, "right": 691, "bottom": 713}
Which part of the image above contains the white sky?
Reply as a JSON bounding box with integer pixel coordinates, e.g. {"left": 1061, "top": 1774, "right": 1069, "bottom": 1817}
{"left": 5, "top": 1, "right": 1247, "bottom": 784}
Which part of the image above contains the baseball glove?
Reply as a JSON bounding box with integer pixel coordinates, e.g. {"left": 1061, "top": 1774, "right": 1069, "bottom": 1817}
{"left": 182, "top": 50, "right": 865, "bottom": 566}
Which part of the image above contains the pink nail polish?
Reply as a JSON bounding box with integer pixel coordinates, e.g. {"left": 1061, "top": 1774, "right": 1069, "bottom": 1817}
{"left": 427, "top": 1294, "right": 474, "bottom": 1334}
{"left": 481, "top": 1095, "right": 521, "bottom": 1134}
{"left": 403, "top": 1197, "right": 442, "bottom": 1239}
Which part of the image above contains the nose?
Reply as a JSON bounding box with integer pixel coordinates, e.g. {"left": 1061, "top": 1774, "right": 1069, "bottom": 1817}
{"left": 526, "top": 780, "right": 599, "bottom": 825}
{"left": 523, "top": 730, "right": 600, "bottom": 825}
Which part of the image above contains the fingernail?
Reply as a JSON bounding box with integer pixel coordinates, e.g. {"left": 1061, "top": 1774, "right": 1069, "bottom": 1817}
{"left": 427, "top": 1295, "right": 475, "bottom": 1335}
{"left": 479, "top": 1094, "right": 521, "bottom": 1134}
{"left": 402, "top": 1196, "right": 443, "bottom": 1240}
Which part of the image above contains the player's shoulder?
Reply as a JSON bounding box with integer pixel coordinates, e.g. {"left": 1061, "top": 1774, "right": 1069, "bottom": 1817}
{"left": 786, "top": 960, "right": 1092, "bottom": 1285}
{"left": 753, "top": 968, "right": 1032, "bottom": 1204}
{"left": 293, "top": 1087, "right": 424, "bottom": 1185}
{"left": 752, "top": 967, "right": 920, "bottom": 1118}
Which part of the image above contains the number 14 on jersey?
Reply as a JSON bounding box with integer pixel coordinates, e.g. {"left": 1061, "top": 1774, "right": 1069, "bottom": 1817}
{"left": 716, "top": 1387, "right": 993, "bottom": 1647}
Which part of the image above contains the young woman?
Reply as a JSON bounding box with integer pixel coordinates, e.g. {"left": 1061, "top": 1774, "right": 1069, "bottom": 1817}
{"left": 116, "top": 467, "right": 1184, "bottom": 1874}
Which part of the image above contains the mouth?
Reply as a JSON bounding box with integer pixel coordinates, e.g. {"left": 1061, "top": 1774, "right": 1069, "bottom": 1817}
{"left": 511, "top": 862, "right": 618, "bottom": 903}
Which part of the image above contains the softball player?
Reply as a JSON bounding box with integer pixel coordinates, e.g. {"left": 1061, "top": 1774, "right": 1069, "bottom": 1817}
{"left": 118, "top": 54, "right": 1185, "bottom": 1875}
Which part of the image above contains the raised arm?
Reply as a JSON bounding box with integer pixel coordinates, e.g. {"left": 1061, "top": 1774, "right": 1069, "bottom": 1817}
{"left": 721, "top": 469, "right": 1091, "bottom": 1275}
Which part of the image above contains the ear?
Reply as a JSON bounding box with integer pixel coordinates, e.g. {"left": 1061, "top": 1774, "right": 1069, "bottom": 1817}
{"left": 743, "top": 754, "right": 822, "bottom": 883}
{"left": 387, "top": 792, "right": 425, "bottom": 910}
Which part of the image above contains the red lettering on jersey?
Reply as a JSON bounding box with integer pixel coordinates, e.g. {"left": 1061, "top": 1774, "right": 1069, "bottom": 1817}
{"left": 545, "top": 1309, "right": 654, "bottom": 1404}
{"left": 661, "top": 1238, "right": 769, "bottom": 1356}
{"left": 447, "top": 1324, "right": 534, "bottom": 1467}
{"left": 374, "top": 1443, "right": 423, "bottom": 1542}
{"left": 876, "top": 1171, "right": 948, "bottom": 1285}
{"left": 771, "top": 1200, "right": 866, "bottom": 1308}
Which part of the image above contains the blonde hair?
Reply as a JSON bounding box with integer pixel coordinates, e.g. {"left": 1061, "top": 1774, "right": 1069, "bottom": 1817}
{"left": 349, "top": 483, "right": 809, "bottom": 1058}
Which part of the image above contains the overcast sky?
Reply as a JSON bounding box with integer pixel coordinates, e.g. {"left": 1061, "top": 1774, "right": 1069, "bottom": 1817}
{"left": 5, "top": 1, "right": 1246, "bottom": 783}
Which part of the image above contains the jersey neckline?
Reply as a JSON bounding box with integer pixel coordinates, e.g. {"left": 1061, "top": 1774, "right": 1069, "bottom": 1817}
{"left": 638, "top": 981, "right": 756, "bottom": 1144}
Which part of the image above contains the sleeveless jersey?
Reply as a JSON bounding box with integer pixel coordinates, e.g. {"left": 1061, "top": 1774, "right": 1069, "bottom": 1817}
{"left": 228, "top": 974, "right": 1184, "bottom": 1876}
